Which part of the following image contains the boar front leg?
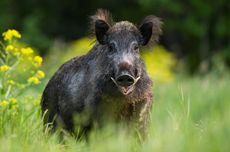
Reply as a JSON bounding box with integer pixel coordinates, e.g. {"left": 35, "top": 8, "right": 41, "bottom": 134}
{"left": 131, "top": 98, "right": 153, "bottom": 140}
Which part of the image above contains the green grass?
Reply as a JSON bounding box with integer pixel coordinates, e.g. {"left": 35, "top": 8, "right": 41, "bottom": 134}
{"left": 0, "top": 73, "right": 229, "bottom": 152}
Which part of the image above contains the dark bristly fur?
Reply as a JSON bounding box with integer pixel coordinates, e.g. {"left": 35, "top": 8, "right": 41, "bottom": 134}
{"left": 89, "top": 9, "right": 114, "bottom": 37}
{"left": 139, "top": 15, "right": 163, "bottom": 46}
{"left": 41, "top": 9, "right": 162, "bottom": 139}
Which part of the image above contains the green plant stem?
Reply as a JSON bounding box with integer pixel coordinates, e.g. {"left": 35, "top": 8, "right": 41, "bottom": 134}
{"left": 14, "top": 83, "right": 30, "bottom": 98}
{"left": 5, "top": 85, "right": 12, "bottom": 99}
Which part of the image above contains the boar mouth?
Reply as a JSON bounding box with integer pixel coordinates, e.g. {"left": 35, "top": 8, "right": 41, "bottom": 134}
{"left": 111, "top": 76, "right": 140, "bottom": 95}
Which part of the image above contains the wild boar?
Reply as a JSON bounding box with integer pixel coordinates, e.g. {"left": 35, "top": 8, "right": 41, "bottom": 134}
{"left": 41, "top": 9, "right": 162, "bottom": 139}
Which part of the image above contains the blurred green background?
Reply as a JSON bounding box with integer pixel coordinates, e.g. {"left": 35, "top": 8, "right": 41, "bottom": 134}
{"left": 0, "top": 1, "right": 230, "bottom": 152}
{"left": 0, "top": 0, "right": 229, "bottom": 74}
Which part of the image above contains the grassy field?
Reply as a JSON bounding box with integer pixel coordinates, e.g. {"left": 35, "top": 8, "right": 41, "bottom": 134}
{"left": 0, "top": 73, "right": 229, "bottom": 152}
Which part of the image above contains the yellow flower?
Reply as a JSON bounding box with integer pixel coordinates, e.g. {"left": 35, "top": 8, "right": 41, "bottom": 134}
{"left": 2, "top": 29, "right": 21, "bottom": 41}
{"left": 141, "top": 45, "right": 176, "bottom": 82}
{"left": 6, "top": 45, "right": 14, "bottom": 51}
{"left": 0, "top": 100, "right": 9, "bottom": 107}
{"left": 0, "top": 65, "right": 10, "bottom": 72}
{"left": 28, "top": 76, "right": 40, "bottom": 85}
{"left": 6, "top": 45, "right": 20, "bottom": 56}
{"left": 33, "top": 56, "right": 43, "bottom": 66}
{"left": 9, "top": 98, "right": 17, "bottom": 104}
{"left": 7, "top": 80, "right": 15, "bottom": 85}
{"left": 36, "top": 70, "right": 45, "bottom": 79}
{"left": 21, "top": 47, "right": 34, "bottom": 56}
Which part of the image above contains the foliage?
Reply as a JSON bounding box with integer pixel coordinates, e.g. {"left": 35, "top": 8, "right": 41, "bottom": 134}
{"left": 0, "top": 0, "right": 229, "bottom": 72}
{"left": 0, "top": 29, "right": 45, "bottom": 110}
{"left": 138, "top": 0, "right": 230, "bottom": 72}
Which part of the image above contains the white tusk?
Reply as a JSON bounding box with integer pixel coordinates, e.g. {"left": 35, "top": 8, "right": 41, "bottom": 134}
{"left": 133, "top": 76, "right": 140, "bottom": 85}
{"left": 111, "top": 76, "right": 140, "bottom": 87}
{"left": 111, "top": 77, "right": 119, "bottom": 87}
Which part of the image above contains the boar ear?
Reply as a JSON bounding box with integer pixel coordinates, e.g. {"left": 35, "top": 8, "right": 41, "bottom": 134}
{"left": 95, "top": 20, "right": 110, "bottom": 44}
{"left": 90, "top": 9, "right": 113, "bottom": 44}
{"left": 139, "top": 15, "right": 162, "bottom": 46}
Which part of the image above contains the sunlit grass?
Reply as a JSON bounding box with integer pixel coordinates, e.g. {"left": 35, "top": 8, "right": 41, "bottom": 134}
{"left": 0, "top": 73, "right": 229, "bottom": 152}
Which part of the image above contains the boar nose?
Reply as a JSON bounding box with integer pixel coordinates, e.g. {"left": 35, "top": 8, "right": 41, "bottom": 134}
{"left": 116, "top": 72, "right": 135, "bottom": 86}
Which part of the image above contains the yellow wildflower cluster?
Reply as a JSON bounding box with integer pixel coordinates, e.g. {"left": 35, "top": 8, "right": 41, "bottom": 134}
{"left": 6, "top": 46, "right": 37, "bottom": 58}
{"left": 27, "top": 70, "right": 45, "bottom": 85}
{"left": 0, "top": 65, "right": 10, "bottom": 72}
{"left": 36, "top": 70, "right": 45, "bottom": 78}
{"left": 0, "top": 98, "right": 17, "bottom": 107}
{"left": 33, "top": 56, "right": 43, "bottom": 66}
{"left": 21, "top": 47, "right": 34, "bottom": 56}
{"left": 141, "top": 45, "right": 176, "bottom": 82}
{"left": 0, "top": 29, "right": 45, "bottom": 111}
{"left": 2, "top": 29, "right": 21, "bottom": 41}
{"left": 5, "top": 45, "right": 20, "bottom": 56}
{"left": 6, "top": 45, "right": 14, "bottom": 51}
{"left": 2, "top": 30, "right": 43, "bottom": 67}
{"left": 0, "top": 100, "right": 9, "bottom": 107}
{"left": 2, "top": 30, "right": 44, "bottom": 69}
{"left": 27, "top": 76, "right": 40, "bottom": 85}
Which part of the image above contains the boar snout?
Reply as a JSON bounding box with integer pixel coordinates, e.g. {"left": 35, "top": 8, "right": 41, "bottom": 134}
{"left": 116, "top": 71, "right": 135, "bottom": 86}
{"left": 111, "top": 70, "right": 140, "bottom": 95}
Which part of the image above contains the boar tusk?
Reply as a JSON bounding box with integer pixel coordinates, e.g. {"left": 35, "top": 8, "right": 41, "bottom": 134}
{"left": 111, "top": 77, "right": 119, "bottom": 87}
{"left": 133, "top": 76, "right": 140, "bottom": 86}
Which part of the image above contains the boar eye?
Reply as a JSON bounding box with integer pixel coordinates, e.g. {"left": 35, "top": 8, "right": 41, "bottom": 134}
{"left": 133, "top": 44, "right": 139, "bottom": 52}
{"left": 134, "top": 45, "right": 139, "bottom": 50}
{"left": 108, "top": 42, "right": 116, "bottom": 52}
